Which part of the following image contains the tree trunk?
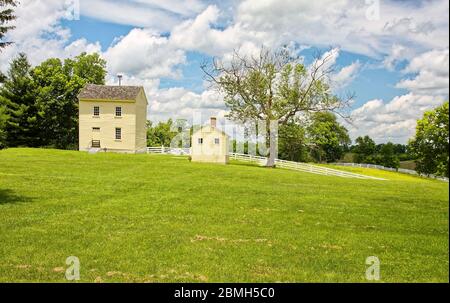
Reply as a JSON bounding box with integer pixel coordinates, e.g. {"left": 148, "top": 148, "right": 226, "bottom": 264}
{"left": 265, "top": 121, "right": 277, "bottom": 168}
{"left": 266, "top": 143, "right": 276, "bottom": 167}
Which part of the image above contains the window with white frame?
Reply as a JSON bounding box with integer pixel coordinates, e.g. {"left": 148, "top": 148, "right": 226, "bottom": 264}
{"left": 198, "top": 138, "right": 203, "bottom": 144}
{"left": 93, "top": 106, "right": 100, "bottom": 116}
{"left": 215, "top": 138, "right": 220, "bottom": 144}
{"left": 115, "top": 106, "right": 122, "bottom": 117}
{"left": 92, "top": 127, "right": 100, "bottom": 132}
{"left": 115, "top": 128, "right": 122, "bottom": 140}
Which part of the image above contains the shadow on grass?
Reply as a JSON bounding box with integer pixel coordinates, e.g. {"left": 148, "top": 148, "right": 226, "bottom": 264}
{"left": 0, "top": 189, "right": 33, "bottom": 205}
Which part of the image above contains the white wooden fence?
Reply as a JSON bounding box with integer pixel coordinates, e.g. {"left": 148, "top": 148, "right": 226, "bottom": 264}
{"left": 147, "top": 147, "right": 191, "bottom": 155}
{"left": 147, "top": 147, "right": 386, "bottom": 180}
{"left": 231, "top": 153, "right": 386, "bottom": 180}
{"left": 332, "top": 162, "right": 449, "bottom": 182}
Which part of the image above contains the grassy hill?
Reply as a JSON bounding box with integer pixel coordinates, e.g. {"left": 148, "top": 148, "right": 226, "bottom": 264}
{"left": 0, "top": 148, "right": 448, "bottom": 282}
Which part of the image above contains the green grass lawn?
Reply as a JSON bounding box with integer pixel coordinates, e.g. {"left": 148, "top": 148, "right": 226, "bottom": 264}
{"left": 0, "top": 148, "right": 448, "bottom": 282}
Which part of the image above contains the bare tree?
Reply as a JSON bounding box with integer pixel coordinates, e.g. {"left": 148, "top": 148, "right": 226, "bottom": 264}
{"left": 201, "top": 46, "right": 352, "bottom": 167}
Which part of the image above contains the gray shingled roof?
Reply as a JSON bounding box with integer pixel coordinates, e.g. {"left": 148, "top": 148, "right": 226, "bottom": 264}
{"left": 78, "top": 84, "right": 143, "bottom": 101}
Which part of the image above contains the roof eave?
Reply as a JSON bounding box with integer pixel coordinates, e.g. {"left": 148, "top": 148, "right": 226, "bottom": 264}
{"left": 78, "top": 98, "right": 137, "bottom": 103}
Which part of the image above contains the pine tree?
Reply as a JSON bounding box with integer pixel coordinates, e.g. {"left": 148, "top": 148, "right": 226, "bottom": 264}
{"left": 0, "top": 53, "right": 40, "bottom": 147}
{"left": 0, "top": 0, "right": 17, "bottom": 50}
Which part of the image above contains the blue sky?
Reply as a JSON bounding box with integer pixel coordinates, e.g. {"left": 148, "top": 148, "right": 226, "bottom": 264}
{"left": 2, "top": 0, "right": 449, "bottom": 143}
{"left": 61, "top": 17, "right": 134, "bottom": 50}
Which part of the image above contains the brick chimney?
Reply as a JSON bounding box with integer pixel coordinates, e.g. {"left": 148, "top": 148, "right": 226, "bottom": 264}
{"left": 210, "top": 117, "right": 217, "bottom": 128}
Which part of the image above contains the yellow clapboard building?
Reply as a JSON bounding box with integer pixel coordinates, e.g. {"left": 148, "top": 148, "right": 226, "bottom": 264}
{"left": 78, "top": 84, "right": 148, "bottom": 153}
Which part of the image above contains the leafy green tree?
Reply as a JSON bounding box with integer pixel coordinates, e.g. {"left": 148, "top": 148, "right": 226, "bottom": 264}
{"left": 409, "top": 101, "right": 449, "bottom": 177}
{"left": 0, "top": 0, "right": 17, "bottom": 51}
{"left": 65, "top": 52, "right": 108, "bottom": 84}
{"left": 32, "top": 53, "right": 106, "bottom": 149}
{"left": 307, "top": 112, "right": 350, "bottom": 163}
{"left": 0, "top": 53, "right": 40, "bottom": 147}
{"left": 147, "top": 119, "right": 179, "bottom": 147}
{"left": 379, "top": 142, "right": 400, "bottom": 169}
{"left": 393, "top": 144, "right": 407, "bottom": 155}
{"left": 202, "top": 47, "right": 351, "bottom": 167}
{"left": 278, "top": 120, "right": 308, "bottom": 162}
{"left": 353, "top": 135, "right": 377, "bottom": 163}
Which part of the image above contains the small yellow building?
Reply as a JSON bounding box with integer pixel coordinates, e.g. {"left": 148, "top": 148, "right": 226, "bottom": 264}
{"left": 191, "top": 117, "right": 230, "bottom": 164}
{"left": 78, "top": 84, "right": 148, "bottom": 153}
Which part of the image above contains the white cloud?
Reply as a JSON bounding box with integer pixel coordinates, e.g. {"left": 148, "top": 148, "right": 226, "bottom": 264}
{"left": 314, "top": 48, "right": 340, "bottom": 73}
{"left": 149, "top": 87, "right": 227, "bottom": 122}
{"left": 348, "top": 93, "right": 447, "bottom": 143}
{"left": 349, "top": 48, "right": 449, "bottom": 143}
{"left": 383, "top": 44, "right": 415, "bottom": 70}
{"left": 396, "top": 49, "right": 449, "bottom": 96}
{"left": 79, "top": 0, "right": 205, "bottom": 31}
{"left": 0, "top": 0, "right": 101, "bottom": 70}
{"left": 170, "top": 5, "right": 262, "bottom": 57}
{"left": 103, "top": 28, "right": 186, "bottom": 79}
{"left": 333, "top": 61, "right": 362, "bottom": 89}
{"left": 235, "top": 0, "right": 449, "bottom": 59}
{"left": 131, "top": 0, "right": 206, "bottom": 17}
{"left": 64, "top": 39, "right": 102, "bottom": 58}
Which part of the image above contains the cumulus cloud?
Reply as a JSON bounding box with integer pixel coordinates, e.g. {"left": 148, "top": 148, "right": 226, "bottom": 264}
{"left": 383, "top": 44, "right": 415, "bottom": 71}
{"left": 170, "top": 5, "right": 262, "bottom": 58}
{"left": 348, "top": 93, "right": 447, "bottom": 143}
{"left": 235, "top": 0, "right": 449, "bottom": 58}
{"left": 104, "top": 28, "right": 186, "bottom": 79}
{"left": 0, "top": 0, "right": 101, "bottom": 70}
{"left": 352, "top": 49, "right": 449, "bottom": 143}
{"left": 149, "top": 87, "right": 227, "bottom": 122}
{"left": 349, "top": 47, "right": 449, "bottom": 143}
{"left": 348, "top": 82, "right": 448, "bottom": 143}
{"left": 332, "top": 61, "right": 362, "bottom": 89}
{"left": 307, "top": 48, "right": 361, "bottom": 90}
{"left": 396, "top": 49, "right": 449, "bottom": 96}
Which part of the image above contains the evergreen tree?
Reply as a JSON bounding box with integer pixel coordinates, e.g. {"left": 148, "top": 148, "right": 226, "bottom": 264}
{"left": 0, "top": 53, "right": 40, "bottom": 147}
{"left": 0, "top": 0, "right": 17, "bottom": 51}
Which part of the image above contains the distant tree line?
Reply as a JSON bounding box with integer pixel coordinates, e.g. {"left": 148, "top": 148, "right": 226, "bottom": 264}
{"left": 0, "top": 53, "right": 107, "bottom": 149}
{"left": 346, "top": 101, "right": 448, "bottom": 177}
{"left": 348, "top": 136, "right": 410, "bottom": 169}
